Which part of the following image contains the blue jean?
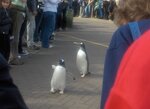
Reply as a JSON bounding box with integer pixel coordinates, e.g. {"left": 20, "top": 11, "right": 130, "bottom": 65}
{"left": 98, "top": 4, "right": 103, "bottom": 18}
{"left": 85, "top": 5, "right": 91, "bottom": 17}
{"left": 41, "top": 11, "right": 56, "bottom": 48}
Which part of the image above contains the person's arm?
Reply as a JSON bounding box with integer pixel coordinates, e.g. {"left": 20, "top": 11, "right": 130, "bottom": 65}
{"left": 0, "top": 53, "right": 28, "bottom": 109}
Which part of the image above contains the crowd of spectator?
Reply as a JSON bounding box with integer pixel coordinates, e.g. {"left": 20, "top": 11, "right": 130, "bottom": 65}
{"left": 0, "top": 0, "right": 117, "bottom": 65}
{"left": 72, "top": 0, "right": 116, "bottom": 20}
{"left": 0, "top": 0, "right": 71, "bottom": 65}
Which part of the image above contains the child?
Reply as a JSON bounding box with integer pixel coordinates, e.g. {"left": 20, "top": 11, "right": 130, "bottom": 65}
{"left": 0, "top": 0, "right": 12, "bottom": 61}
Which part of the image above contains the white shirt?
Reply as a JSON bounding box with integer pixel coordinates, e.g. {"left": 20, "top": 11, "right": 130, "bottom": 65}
{"left": 43, "top": 0, "right": 60, "bottom": 12}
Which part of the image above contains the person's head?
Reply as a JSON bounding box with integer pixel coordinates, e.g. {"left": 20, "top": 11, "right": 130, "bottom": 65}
{"left": 0, "top": 0, "right": 11, "bottom": 9}
{"left": 114, "top": 0, "right": 150, "bottom": 26}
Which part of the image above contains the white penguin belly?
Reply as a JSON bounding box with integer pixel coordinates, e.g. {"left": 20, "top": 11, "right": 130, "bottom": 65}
{"left": 51, "top": 66, "right": 66, "bottom": 90}
{"left": 76, "top": 49, "right": 87, "bottom": 74}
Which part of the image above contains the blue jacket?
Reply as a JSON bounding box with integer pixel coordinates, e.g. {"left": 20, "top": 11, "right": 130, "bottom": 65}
{"left": 0, "top": 53, "right": 28, "bottom": 109}
{"left": 100, "top": 19, "right": 150, "bottom": 109}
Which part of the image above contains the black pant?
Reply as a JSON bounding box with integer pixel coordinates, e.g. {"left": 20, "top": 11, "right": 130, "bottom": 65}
{"left": 18, "top": 17, "right": 27, "bottom": 53}
{"left": 0, "top": 34, "right": 10, "bottom": 61}
{"left": 34, "top": 11, "right": 43, "bottom": 42}
{"left": 56, "top": 10, "right": 67, "bottom": 30}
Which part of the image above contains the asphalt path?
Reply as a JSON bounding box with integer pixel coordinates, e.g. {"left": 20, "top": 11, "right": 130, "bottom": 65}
{"left": 10, "top": 17, "right": 117, "bottom": 109}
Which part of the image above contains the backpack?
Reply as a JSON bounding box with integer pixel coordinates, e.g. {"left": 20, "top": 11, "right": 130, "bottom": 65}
{"left": 128, "top": 21, "right": 141, "bottom": 40}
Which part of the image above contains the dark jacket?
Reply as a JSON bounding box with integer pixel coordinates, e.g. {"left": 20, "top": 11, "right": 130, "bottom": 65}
{"left": 0, "top": 8, "right": 12, "bottom": 35}
{"left": 0, "top": 53, "right": 28, "bottom": 109}
{"left": 57, "top": 1, "right": 68, "bottom": 14}
{"left": 100, "top": 19, "right": 150, "bottom": 109}
{"left": 27, "top": 0, "right": 37, "bottom": 12}
{"left": 108, "top": 1, "right": 116, "bottom": 13}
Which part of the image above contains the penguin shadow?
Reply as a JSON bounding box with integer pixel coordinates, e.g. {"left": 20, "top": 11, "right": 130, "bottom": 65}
{"left": 86, "top": 72, "right": 103, "bottom": 79}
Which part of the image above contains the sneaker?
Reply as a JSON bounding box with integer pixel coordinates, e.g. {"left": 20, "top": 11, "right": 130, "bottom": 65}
{"left": 9, "top": 57, "right": 24, "bottom": 65}
{"left": 35, "top": 41, "right": 41, "bottom": 47}
{"left": 50, "top": 36, "right": 55, "bottom": 40}
{"left": 49, "top": 32, "right": 56, "bottom": 41}
{"left": 19, "top": 50, "right": 29, "bottom": 56}
{"left": 52, "top": 32, "right": 56, "bottom": 36}
{"left": 49, "top": 44, "right": 54, "bottom": 48}
{"left": 29, "top": 45, "right": 40, "bottom": 50}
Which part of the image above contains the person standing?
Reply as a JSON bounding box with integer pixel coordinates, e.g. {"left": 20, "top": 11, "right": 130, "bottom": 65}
{"left": 26, "top": 0, "right": 40, "bottom": 50}
{"left": 108, "top": 0, "right": 116, "bottom": 20}
{"left": 34, "top": 0, "right": 44, "bottom": 43}
{"left": 0, "top": 0, "right": 12, "bottom": 61}
{"left": 9, "top": 0, "right": 27, "bottom": 65}
{"left": 56, "top": 0, "right": 68, "bottom": 30}
{"left": 98, "top": 0, "right": 103, "bottom": 19}
{"left": 40, "top": 0, "right": 60, "bottom": 48}
{"left": 103, "top": 0, "right": 109, "bottom": 19}
{"left": 79, "top": 0, "right": 86, "bottom": 17}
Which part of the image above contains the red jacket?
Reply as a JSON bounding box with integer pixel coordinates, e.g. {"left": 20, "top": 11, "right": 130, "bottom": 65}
{"left": 105, "top": 30, "right": 150, "bottom": 109}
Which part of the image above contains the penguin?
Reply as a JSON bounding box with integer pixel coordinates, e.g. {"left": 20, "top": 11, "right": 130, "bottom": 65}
{"left": 50, "top": 59, "right": 66, "bottom": 94}
{"left": 75, "top": 42, "right": 90, "bottom": 78}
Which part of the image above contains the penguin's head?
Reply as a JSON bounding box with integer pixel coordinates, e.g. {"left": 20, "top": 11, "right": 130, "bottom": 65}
{"left": 80, "top": 42, "right": 86, "bottom": 50}
{"left": 73, "top": 42, "right": 86, "bottom": 51}
{"left": 59, "top": 59, "right": 65, "bottom": 67}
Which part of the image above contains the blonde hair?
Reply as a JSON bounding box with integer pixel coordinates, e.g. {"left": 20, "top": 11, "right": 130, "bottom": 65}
{"left": 114, "top": 0, "right": 150, "bottom": 26}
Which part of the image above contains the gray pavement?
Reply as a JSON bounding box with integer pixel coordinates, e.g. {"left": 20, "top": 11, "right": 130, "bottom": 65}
{"left": 10, "top": 17, "right": 117, "bottom": 109}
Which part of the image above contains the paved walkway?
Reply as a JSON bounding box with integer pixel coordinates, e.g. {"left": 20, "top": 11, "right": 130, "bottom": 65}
{"left": 10, "top": 17, "right": 117, "bottom": 109}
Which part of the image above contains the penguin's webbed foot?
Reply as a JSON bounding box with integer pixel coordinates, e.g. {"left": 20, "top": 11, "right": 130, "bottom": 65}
{"left": 59, "top": 90, "right": 64, "bottom": 94}
{"left": 81, "top": 74, "right": 85, "bottom": 78}
{"left": 50, "top": 88, "right": 56, "bottom": 94}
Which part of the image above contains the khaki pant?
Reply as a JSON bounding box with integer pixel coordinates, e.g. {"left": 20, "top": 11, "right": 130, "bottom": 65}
{"left": 10, "top": 10, "right": 25, "bottom": 61}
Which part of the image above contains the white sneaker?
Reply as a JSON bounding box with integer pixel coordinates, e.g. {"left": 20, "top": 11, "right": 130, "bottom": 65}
{"left": 49, "top": 44, "right": 54, "bottom": 48}
{"left": 35, "top": 41, "right": 41, "bottom": 47}
{"left": 52, "top": 32, "right": 56, "bottom": 36}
